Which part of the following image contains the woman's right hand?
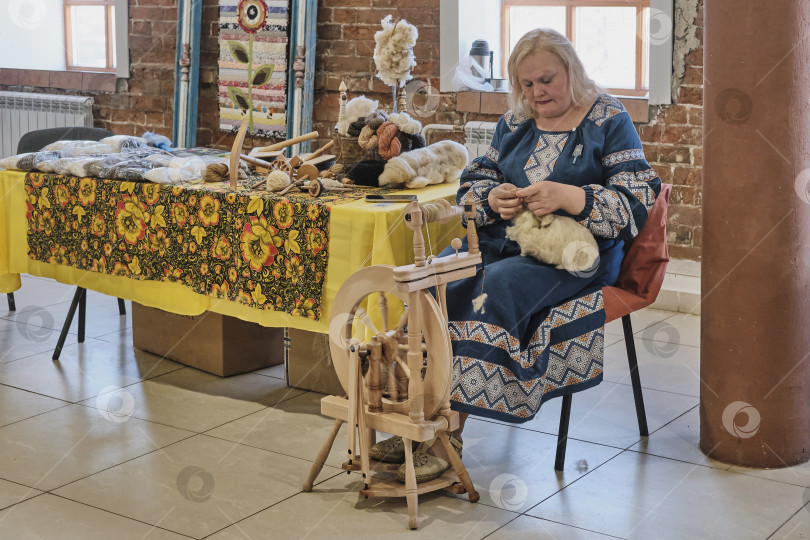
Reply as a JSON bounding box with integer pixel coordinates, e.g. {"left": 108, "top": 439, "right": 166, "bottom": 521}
{"left": 488, "top": 183, "right": 523, "bottom": 220}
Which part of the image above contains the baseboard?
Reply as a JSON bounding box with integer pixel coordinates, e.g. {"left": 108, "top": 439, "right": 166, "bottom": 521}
{"left": 650, "top": 258, "right": 701, "bottom": 315}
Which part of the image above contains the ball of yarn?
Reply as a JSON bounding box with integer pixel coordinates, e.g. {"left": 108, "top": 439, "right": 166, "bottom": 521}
{"left": 365, "top": 110, "right": 388, "bottom": 130}
{"left": 377, "top": 122, "right": 402, "bottom": 160}
{"left": 347, "top": 117, "right": 367, "bottom": 137}
{"left": 358, "top": 125, "right": 378, "bottom": 150}
{"left": 266, "top": 170, "right": 291, "bottom": 192}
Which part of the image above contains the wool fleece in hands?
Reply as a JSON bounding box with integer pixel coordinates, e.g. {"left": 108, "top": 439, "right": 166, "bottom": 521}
{"left": 506, "top": 210, "right": 600, "bottom": 274}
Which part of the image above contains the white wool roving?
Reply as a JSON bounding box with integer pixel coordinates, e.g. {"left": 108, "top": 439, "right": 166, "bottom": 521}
{"left": 373, "top": 15, "right": 418, "bottom": 88}
{"left": 336, "top": 96, "right": 379, "bottom": 136}
{"left": 378, "top": 140, "right": 468, "bottom": 189}
{"left": 388, "top": 112, "right": 422, "bottom": 135}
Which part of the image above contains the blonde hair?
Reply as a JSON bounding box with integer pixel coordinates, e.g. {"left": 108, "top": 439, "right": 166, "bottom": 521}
{"left": 507, "top": 28, "right": 603, "bottom": 118}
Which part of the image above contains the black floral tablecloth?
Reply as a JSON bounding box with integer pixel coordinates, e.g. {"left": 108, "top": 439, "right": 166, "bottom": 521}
{"left": 24, "top": 172, "right": 378, "bottom": 321}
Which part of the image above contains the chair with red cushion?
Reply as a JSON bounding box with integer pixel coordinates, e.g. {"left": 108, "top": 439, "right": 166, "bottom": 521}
{"left": 554, "top": 183, "right": 672, "bottom": 471}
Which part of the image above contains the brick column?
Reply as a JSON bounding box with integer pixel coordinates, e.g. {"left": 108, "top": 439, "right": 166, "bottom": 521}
{"left": 700, "top": 0, "right": 810, "bottom": 466}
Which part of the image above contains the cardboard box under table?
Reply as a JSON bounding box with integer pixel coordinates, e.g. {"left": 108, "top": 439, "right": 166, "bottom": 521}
{"left": 285, "top": 328, "right": 344, "bottom": 396}
{"left": 132, "top": 303, "right": 283, "bottom": 377}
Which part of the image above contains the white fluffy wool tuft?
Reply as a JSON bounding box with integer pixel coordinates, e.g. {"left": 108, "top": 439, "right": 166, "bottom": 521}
{"left": 378, "top": 140, "right": 468, "bottom": 189}
{"left": 336, "top": 96, "right": 379, "bottom": 136}
{"left": 505, "top": 211, "right": 600, "bottom": 273}
{"left": 373, "top": 15, "right": 418, "bottom": 88}
{"left": 388, "top": 112, "right": 422, "bottom": 135}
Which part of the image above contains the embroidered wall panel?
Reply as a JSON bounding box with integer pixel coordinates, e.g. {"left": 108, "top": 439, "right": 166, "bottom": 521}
{"left": 218, "top": 0, "right": 289, "bottom": 137}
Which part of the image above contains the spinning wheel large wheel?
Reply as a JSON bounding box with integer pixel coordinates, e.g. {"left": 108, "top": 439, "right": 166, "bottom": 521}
{"left": 329, "top": 265, "right": 452, "bottom": 419}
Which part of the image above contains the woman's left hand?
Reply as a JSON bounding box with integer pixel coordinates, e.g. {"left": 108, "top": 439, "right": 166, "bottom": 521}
{"left": 515, "top": 182, "right": 586, "bottom": 217}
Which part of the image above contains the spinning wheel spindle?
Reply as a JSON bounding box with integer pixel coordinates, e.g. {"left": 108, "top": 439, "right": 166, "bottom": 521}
{"left": 407, "top": 289, "right": 425, "bottom": 424}
{"left": 368, "top": 337, "right": 384, "bottom": 412}
{"left": 464, "top": 193, "right": 480, "bottom": 255}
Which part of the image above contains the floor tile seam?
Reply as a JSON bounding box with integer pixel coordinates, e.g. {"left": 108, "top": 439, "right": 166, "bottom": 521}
{"left": 766, "top": 500, "right": 810, "bottom": 540}
{"left": 43, "top": 491, "right": 198, "bottom": 539}
{"left": 0, "top": 479, "right": 44, "bottom": 514}
{"left": 621, "top": 446, "right": 732, "bottom": 472}
{"left": 0, "top": 401, "right": 73, "bottom": 430}
{"left": 472, "top": 417, "right": 633, "bottom": 452}
{"left": 89, "top": 326, "right": 135, "bottom": 342}
{"left": 479, "top": 515, "right": 523, "bottom": 540}
{"left": 175, "top": 386, "right": 308, "bottom": 434}
{"left": 715, "top": 463, "right": 810, "bottom": 489}
{"left": 522, "top": 450, "right": 627, "bottom": 515}
{"left": 599, "top": 376, "right": 700, "bottom": 399}
{"left": 198, "top": 430, "right": 347, "bottom": 471}
{"left": 252, "top": 371, "right": 286, "bottom": 381}
{"left": 8, "top": 360, "right": 187, "bottom": 404}
{"left": 0, "top": 381, "right": 76, "bottom": 405}
{"left": 625, "top": 403, "right": 698, "bottom": 444}
{"left": 44, "top": 431, "right": 200, "bottom": 492}
{"left": 198, "top": 469, "right": 346, "bottom": 539}
{"left": 0, "top": 341, "right": 81, "bottom": 364}
{"left": 497, "top": 515, "right": 629, "bottom": 540}
{"left": 0, "top": 491, "right": 47, "bottom": 516}
{"left": 73, "top": 400, "right": 205, "bottom": 434}
{"left": 603, "top": 336, "right": 701, "bottom": 351}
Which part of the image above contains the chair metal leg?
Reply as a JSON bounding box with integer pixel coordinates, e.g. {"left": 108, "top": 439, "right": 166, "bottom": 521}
{"left": 53, "top": 287, "right": 84, "bottom": 360}
{"left": 6, "top": 293, "right": 15, "bottom": 312}
{"left": 78, "top": 288, "right": 87, "bottom": 343}
{"left": 554, "top": 393, "right": 572, "bottom": 471}
{"left": 622, "top": 315, "right": 649, "bottom": 437}
{"left": 117, "top": 298, "right": 126, "bottom": 315}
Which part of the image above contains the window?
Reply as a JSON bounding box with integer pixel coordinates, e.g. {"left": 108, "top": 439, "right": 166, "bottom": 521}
{"left": 0, "top": 0, "right": 128, "bottom": 78}
{"left": 64, "top": 0, "right": 116, "bottom": 72}
{"left": 502, "top": 0, "right": 649, "bottom": 97}
{"left": 439, "top": 0, "right": 673, "bottom": 104}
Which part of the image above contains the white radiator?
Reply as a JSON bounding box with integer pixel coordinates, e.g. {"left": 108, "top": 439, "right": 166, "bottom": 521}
{"left": 464, "top": 121, "right": 498, "bottom": 162}
{"left": 0, "top": 92, "right": 94, "bottom": 158}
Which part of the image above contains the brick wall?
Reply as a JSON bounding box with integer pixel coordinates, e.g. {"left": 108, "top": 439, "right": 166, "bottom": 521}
{"left": 313, "top": 0, "right": 704, "bottom": 260}
{"left": 0, "top": 0, "right": 704, "bottom": 260}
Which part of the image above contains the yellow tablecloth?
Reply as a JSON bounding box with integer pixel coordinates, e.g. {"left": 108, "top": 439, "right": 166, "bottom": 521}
{"left": 0, "top": 170, "right": 464, "bottom": 333}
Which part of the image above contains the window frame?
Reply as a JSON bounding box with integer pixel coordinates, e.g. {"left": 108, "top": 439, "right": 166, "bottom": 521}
{"left": 501, "top": 0, "right": 650, "bottom": 97}
{"left": 64, "top": 0, "right": 117, "bottom": 73}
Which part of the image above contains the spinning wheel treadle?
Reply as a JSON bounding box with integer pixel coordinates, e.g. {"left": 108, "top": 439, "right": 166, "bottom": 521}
{"left": 329, "top": 265, "right": 451, "bottom": 419}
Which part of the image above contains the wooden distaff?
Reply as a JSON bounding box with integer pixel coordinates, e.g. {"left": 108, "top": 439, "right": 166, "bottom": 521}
{"left": 249, "top": 131, "right": 320, "bottom": 160}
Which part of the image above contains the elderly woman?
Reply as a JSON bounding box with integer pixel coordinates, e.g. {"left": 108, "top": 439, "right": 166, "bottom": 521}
{"left": 374, "top": 28, "right": 662, "bottom": 482}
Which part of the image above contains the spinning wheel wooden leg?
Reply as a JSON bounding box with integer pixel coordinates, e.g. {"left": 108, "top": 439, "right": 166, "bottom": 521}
{"left": 437, "top": 431, "right": 480, "bottom": 503}
{"left": 303, "top": 419, "right": 344, "bottom": 491}
{"left": 402, "top": 437, "right": 419, "bottom": 530}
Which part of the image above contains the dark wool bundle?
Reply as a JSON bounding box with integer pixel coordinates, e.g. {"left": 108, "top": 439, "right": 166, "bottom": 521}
{"left": 347, "top": 117, "right": 367, "bottom": 137}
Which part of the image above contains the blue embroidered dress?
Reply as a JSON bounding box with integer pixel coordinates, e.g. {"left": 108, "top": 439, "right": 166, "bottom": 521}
{"left": 445, "top": 94, "right": 661, "bottom": 423}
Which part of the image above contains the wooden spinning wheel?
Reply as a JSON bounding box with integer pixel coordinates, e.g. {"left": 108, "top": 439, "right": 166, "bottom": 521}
{"left": 329, "top": 265, "right": 452, "bottom": 419}
{"left": 304, "top": 196, "right": 482, "bottom": 530}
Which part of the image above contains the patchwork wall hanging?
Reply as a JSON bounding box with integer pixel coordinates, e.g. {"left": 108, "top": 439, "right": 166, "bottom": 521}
{"left": 218, "top": 0, "right": 289, "bottom": 137}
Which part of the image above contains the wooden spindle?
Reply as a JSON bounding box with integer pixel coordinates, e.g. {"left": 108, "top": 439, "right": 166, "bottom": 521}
{"left": 368, "top": 337, "right": 383, "bottom": 412}
{"left": 464, "top": 193, "right": 480, "bottom": 255}
{"left": 407, "top": 290, "right": 425, "bottom": 424}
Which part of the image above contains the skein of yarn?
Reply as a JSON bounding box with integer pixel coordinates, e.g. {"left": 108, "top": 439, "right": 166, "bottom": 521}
{"left": 377, "top": 121, "right": 402, "bottom": 160}
{"left": 358, "top": 125, "right": 378, "bottom": 150}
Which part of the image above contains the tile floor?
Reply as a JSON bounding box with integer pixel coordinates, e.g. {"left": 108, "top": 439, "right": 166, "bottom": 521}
{"left": 0, "top": 275, "right": 809, "bottom": 539}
